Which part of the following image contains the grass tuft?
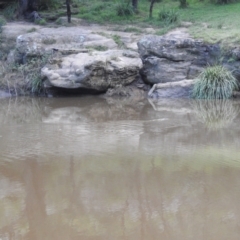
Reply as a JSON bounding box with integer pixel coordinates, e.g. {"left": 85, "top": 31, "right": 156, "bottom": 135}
{"left": 112, "top": 34, "right": 124, "bottom": 47}
{"left": 115, "top": 1, "right": 134, "bottom": 16}
{"left": 35, "top": 18, "right": 47, "bottom": 25}
{"left": 192, "top": 65, "right": 239, "bottom": 99}
{"left": 158, "top": 8, "right": 179, "bottom": 25}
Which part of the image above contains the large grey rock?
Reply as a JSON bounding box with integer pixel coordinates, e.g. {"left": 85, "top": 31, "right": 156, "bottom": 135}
{"left": 41, "top": 50, "right": 142, "bottom": 91}
{"left": 13, "top": 27, "right": 118, "bottom": 63}
{"left": 138, "top": 35, "right": 220, "bottom": 84}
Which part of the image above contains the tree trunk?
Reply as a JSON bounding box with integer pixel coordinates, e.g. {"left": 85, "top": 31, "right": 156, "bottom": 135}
{"left": 149, "top": 0, "right": 156, "bottom": 19}
{"left": 132, "top": 0, "right": 138, "bottom": 12}
{"left": 19, "top": 0, "right": 28, "bottom": 15}
{"left": 179, "top": 0, "right": 188, "bottom": 8}
{"left": 19, "top": 0, "right": 39, "bottom": 16}
{"left": 66, "top": 0, "right": 71, "bottom": 23}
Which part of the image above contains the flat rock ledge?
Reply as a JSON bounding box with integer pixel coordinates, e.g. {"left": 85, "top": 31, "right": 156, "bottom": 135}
{"left": 41, "top": 50, "right": 142, "bottom": 91}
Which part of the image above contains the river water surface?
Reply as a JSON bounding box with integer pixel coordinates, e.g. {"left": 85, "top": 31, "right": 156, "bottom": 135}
{"left": 0, "top": 96, "right": 240, "bottom": 240}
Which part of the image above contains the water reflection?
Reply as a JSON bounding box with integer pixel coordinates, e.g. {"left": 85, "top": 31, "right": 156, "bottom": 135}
{"left": 0, "top": 97, "right": 240, "bottom": 239}
{"left": 192, "top": 99, "right": 240, "bottom": 130}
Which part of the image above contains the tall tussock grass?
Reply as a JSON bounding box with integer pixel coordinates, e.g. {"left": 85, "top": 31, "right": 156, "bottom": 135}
{"left": 158, "top": 8, "right": 179, "bottom": 25}
{"left": 192, "top": 65, "right": 239, "bottom": 99}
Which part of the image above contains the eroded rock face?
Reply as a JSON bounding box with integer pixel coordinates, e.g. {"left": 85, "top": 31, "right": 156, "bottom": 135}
{"left": 41, "top": 50, "right": 143, "bottom": 91}
{"left": 138, "top": 35, "right": 220, "bottom": 84}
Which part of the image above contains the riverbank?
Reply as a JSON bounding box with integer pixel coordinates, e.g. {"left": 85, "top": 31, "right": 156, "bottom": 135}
{"left": 1, "top": 0, "right": 240, "bottom": 99}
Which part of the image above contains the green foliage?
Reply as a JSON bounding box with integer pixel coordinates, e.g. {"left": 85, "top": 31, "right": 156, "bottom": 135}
{"left": 112, "top": 34, "right": 124, "bottom": 47}
{"left": 29, "top": 74, "right": 43, "bottom": 93}
{"left": 35, "top": 18, "right": 47, "bottom": 25}
{"left": 158, "top": 8, "right": 179, "bottom": 25}
{"left": 0, "top": 17, "right": 6, "bottom": 34}
{"left": 123, "top": 27, "right": 142, "bottom": 33}
{"left": 2, "top": 2, "right": 18, "bottom": 20}
{"left": 192, "top": 65, "right": 239, "bottom": 99}
{"left": 27, "top": 27, "right": 37, "bottom": 33}
{"left": 78, "top": 1, "right": 119, "bottom": 23}
{"left": 11, "top": 54, "right": 52, "bottom": 94}
{"left": 115, "top": 0, "right": 134, "bottom": 16}
{"left": 73, "top": 0, "right": 240, "bottom": 46}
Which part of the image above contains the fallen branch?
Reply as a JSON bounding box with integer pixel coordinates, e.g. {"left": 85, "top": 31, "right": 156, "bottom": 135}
{"left": 148, "top": 79, "right": 194, "bottom": 97}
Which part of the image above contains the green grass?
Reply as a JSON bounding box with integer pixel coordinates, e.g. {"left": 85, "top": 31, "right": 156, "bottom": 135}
{"left": 27, "top": 27, "right": 37, "bottom": 33}
{"left": 158, "top": 7, "right": 179, "bottom": 25}
{"left": 179, "top": 2, "right": 240, "bottom": 46}
{"left": 72, "top": 0, "right": 240, "bottom": 46}
{"left": 123, "top": 26, "right": 143, "bottom": 33}
{"left": 192, "top": 65, "right": 239, "bottom": 99}
{"left": 35, "top": 18, "right": 47, "bottom": 25}
{"left": 1, "top": 0, "right": 240, "bottom": 46}
{"left": 112, "top": 34, "right": 124, "bottom": 47}
{"left": 86, "top": 45, "right": 108, "bottom": 51}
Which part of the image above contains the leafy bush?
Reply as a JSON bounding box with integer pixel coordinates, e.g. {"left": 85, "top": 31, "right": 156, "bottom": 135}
{"left": 192, "top": 65, "right": 238, "bottom": 99}
{"left": 2, "top": 2, "right": 18, "bottom": 20}
{"left": 116, "top": 1, "right": 134, "bottom": 16}
{"left": 158, "top": 8, "right": 179, "bottom": 25}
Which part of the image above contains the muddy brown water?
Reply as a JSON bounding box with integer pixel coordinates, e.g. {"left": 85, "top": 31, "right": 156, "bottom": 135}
{"left": 0, "top": 96, "right": 240, "bottom": 240}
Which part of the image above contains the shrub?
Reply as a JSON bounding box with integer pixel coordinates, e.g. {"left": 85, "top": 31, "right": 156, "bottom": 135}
{"left": 2, "top": 2, "right": 18, "bottom": 20}
{"left": 35, "top": 18, "right": 47, "bottom": 25}
{"left": 116, "top": 1, "right": 134, "bottom": 16}
{"left": 192, "top": 65, "right": 238, "bottom": 99}
{"left": 158, "top": 8, "right": 179, "bottom": 25}
{"left": 16, "top": 54, "right": 51, "bottom": 94}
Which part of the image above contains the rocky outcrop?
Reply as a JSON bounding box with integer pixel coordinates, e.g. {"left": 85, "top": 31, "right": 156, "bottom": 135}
{"left": 8, "top": 27, "right": 118, "bottom": 64}
{"left": 41, "top": 50, "right": 142, "bottom": 91}
{"left": 4, "top": 21, "right": 240, "bottom": 98}
{"left": 138, "top": 35, "right": 220, "bottom": 85}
